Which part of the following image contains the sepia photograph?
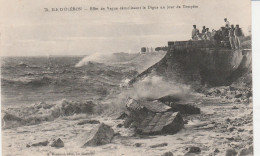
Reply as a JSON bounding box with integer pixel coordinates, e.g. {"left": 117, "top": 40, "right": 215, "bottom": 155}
{"left": 0, "top": 0, "right": 253, "bottom": 155}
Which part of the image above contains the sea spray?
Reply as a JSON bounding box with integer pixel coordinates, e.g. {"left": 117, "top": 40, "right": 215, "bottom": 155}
{"left": 100, "top": 75, "right": 197, "bottom": 117}
{"left": 75, "top": 53, "right": 115, "bottom": 67}
{"left": 124, "top": 75, "right": 192, "bottom": 100}
{"left": 75, "top": 52, "right": 166, "bottom": 73}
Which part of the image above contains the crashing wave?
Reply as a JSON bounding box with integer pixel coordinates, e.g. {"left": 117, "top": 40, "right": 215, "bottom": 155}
{"left": 2, "top": 99, "right": 96, "bottom": 129}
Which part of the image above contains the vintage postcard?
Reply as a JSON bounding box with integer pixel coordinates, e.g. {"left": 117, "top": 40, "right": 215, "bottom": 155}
{"left": 0, "top": 0, "right": 252, "bottom": 155}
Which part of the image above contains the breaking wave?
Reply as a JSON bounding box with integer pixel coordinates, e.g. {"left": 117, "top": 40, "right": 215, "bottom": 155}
{"left": 2, "top": 99, "right": 97, "bottom": 129}
{"left": 126, "top": 75, "right": 192, "bottom": 100}
{"left": 75, "top": 52, "right": 166, "bottom": 73}
{"left": 75, "top": 53, "right": 130, "bottom": 67}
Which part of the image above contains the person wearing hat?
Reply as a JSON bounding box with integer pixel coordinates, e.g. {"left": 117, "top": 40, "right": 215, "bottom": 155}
{"left": 224, "top": 18, "right": 230, "bottom": 28}
{"left": 192, "top": 25, "right": 199, "bottom": 40}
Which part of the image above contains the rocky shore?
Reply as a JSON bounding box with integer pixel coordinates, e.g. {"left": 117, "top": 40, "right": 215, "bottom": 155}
{"left": 2, "top": 78, "right": 253, "bottom": 155}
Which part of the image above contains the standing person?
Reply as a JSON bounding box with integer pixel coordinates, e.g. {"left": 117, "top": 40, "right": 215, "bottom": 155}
{"left": 234, "top": 24, "right": 243, "bottom": 49}
{"left": 221, "top": 27, "right": 227, "bottom": 41}
{"left": 192, "top": 25, "right": 199, "bottom": 40}
{"left": 224, "top": 18, "right": 230, "bottom": 28}
{"left": 213, "top": 30, "right": 221, "bottom": 44}
{"left": 205, "top": 28, "right": 212, "bottom": 40}
{"left": 228, "top": 25, "right": 235, "bottom": 49}
{"left": 211, "top": 29, "right": 216, "bottom": 37}
{"left": 201, "top": 26, "right": 207, "bottom": 40}
{"left": 202, "top": 26, "right": 206, "bottom": 34}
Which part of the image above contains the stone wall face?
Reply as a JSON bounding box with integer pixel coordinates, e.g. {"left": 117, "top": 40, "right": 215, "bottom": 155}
{"left": 130, "top": 40, "right": 250, "bottom": 88}
{"left": 168, "top": 40, "right": 218, "bottom": 52}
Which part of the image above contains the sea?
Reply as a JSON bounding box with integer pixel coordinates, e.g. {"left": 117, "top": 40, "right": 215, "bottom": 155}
{"left": 1, "top": 53, "right": 167, "bottom": 108}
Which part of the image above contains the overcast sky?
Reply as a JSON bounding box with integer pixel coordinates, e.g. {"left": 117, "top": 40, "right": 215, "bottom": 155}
{"left": 0, "top": 0, "right": 251, "bottom": 56}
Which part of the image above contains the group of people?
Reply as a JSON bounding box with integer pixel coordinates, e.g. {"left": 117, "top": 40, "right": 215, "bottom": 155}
{"left": 192, "top": 25, "right": 212, "bottom": 41}
{"left": 191, "top": 18, "right": 244, "bottom": 49}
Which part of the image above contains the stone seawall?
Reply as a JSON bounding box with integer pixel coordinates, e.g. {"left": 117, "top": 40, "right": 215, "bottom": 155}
{"left": 129, "top": 40, "right": 251, "bottom": 88}
{"left": 169, "top": 40, "right": 218, "bottom": 51}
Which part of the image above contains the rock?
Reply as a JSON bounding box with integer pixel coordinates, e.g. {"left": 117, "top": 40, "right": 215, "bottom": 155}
{"left": 214, "top": 148, "right": 220, "bottom": 153}
{"left": 150, "top": 143, "right": 168, "bottom": 148}
{"left": 156, "top": 95, "right": 200, "bottom": 114}
{"left": 226, "top": 137, "right": 235, "bottom": 141}
{"left": 229, "top": 86, "right": 236, "bottom": 91}
{"left": 116, "top": 112, "right": 129, "bottom": 119}
{"left": 232, "top": 106, "right": 239, "bottom": 109}
{"left": 31, "top": 140, "right": 49, "bottom": 146}
{"left": 246, "top": 91, "right": 252, "bottom": 98}
{"left": 228, "top": 126, "right": 236, "bottom": 132}
{"left": 124, "top": 97, "right": 184, "bottom": 135}
{"left": 239, "top": 145, "right": 253, "bottom": 156}
{"left": 79, "top": 123, "right": 114, "bottom": 147}
{"left": 123, "top": 117, "right": 133, "bottom": 128}
{"left": 235, "top": 94, "right": 242, "bottom": 98}
{"left": 184, "top": 153, "right": 196, "bottom": 156}
{"left": 225, "top": 149, "right": 237, "bottom": 156}
{"left": 135, "top": 143, "right": 142, "bottom": 147}
{"left": 235, "top": 99, "right": 241, "bottom": 103}
{"left": 169, "top": 103, "right": 200, "bottom": 115}
{"left": 117, "top": 123, "right": 123, "bottom": 128}
{"left": 156, "top": 95, "right": 181, "bottom": 103}
{"left": 216, "top": 89, "right": 221, "bottom": 94}
{"left": 77, "top": 120, "right": 100, "bottom": 125}
{"left": 50, "top": 138, "right": 64, "bottom": 148}
{"left": 226, "top": 118, "right": 231, "bottom": 122}
{"left": 185, "top": 146, "right": 201, "bottom": 154}
{"left": 127, "top": 98, "right": 172, "bottom": 113}
{"left": 113, "top": 132, "right": 121, "bottom": 136}
{"left": 161, "top": 151, "right": 174, "bottom": 156}
{"left": 137, "top": 112, "right": 184, "bottom": 135}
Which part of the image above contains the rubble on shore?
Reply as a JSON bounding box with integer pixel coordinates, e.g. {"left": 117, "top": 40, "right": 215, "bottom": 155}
{"left": 119, "top": 96, "right": 200, "bottom": 135}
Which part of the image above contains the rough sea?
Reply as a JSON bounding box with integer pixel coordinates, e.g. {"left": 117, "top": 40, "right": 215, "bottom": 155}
{"left": 1, "top": 53, "right": 166, "bottom": 108}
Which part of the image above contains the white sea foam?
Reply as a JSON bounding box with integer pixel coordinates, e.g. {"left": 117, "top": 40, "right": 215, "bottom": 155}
{"left": 75, "top": 53, "right": 115, "bottom": 67}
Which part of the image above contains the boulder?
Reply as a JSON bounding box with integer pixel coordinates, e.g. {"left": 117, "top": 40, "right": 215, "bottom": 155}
{"left": 161, "top": 152, "right": 174, "bottom": 156}
{"left": 157, "top": 95, "right": 181, "bottom": 104}
{"left": 235, "top": 94, "right": 243, "bottom": 98}
{"left": 168, "top": 103, "right": 200, "bottom": 115}
{"left": 50, "top": 138, "right": 64, "bottom": 148}
{"left": 150, "top": 143, "right": 168, "bottom": 148}
{"left": 214, "top": 148, "right": 220, "bottom": 153}
{"left": 77, "top": 120, "right": 100, "bottom": 125}
{"left": 126, "top": 98, "right": 172, "bottom": 113}
{"left": 31, "top": 140, "right": 49, "bottom": 146}
{"left": 137, "top": 112, "right": 184, "bottom": 135}
{"left": 239, "top": 145, "right": 253, "bottom": 156}
{"left": 116, "top": 123, "right": 123, "bottom": 128}
{"left": 116, "top": 112, "right": 129, "bottom": 119}
{"left": 246, "top": 91, "right": 252, "bottom": 98}
{"left": 123, "top": 97, "right": 184, "bottom": 135}
{"left": 156, "top": 95, "right": 200, "bottom": 115}
{"left": 225, "top": 149, "right": 237, "bottom": 156}
{"left": 134, "top": 143, "right": 142, "bottom": 147}
{"left": 79, "top": 123, "right": 114, "bottom": 147}
{"left": 185, "top": 146, "right": 201, "bottom": 154}
{"left": 232, "top": 106, "right": 239, "bottom": 109}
